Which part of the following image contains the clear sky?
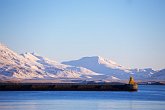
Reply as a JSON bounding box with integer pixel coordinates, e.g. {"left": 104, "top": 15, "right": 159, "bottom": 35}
{"left": 0, "top": 0, "right": 165, "bottom": 70}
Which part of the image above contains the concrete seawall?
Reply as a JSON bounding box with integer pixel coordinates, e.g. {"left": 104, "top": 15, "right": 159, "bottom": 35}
{"left": 0, "top": 83, "right": 138, "bottom": 91}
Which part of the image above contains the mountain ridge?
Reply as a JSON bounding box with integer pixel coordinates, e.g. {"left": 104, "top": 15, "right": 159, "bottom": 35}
{"left": 0, "top": 43, "right": 100, "bottom": 80}
{"left": 62, "top": 56, "right": 163, "bottom": 80}
{"left": 0, "top": 43, "right": 165, "bottom": 81}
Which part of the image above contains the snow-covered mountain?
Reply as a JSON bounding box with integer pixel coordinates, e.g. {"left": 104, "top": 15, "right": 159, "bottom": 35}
{"left": 130, "top": 68, "right": 156, "bottom": 79}
{"left": 63, "top": 56, "right": 131, "bottom": 79}
{"left": 62, "top": 56, "right": 163, "bottom": 80}
{"left": 151, "top": 69, "right": 165, "bottom": 80}
{"left": 0, "top": 43, "right": 164, "bottom": 81}
{"left": 0, "top": 43, "right": 100, "bottom": 80}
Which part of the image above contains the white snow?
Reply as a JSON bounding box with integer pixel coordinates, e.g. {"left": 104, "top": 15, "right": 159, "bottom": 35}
{"left": 0, "top": 43, "right": 100, "bottom": 80}
{"left": 62, "top": 56, "right": 161, "bottom": 80}
{"left": 0, "top": 43, "right": 164, "bottom": 81}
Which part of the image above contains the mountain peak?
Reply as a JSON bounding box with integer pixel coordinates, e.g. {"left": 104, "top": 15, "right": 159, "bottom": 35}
{"left": 0, "top": 43, "right": 100, "bottom": 80}
{"left": 62, "top": 56, "right": 126, "bottom": 71}
{"left": 80, "top": 56, "right": 119, "bottom": 67}
{"left": 1, "top": 42, "right": 164, "bottom": 81}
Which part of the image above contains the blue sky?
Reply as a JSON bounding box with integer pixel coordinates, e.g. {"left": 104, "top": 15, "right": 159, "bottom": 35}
{"left": 0, "top": 0, "right": 165, "bottom": 70}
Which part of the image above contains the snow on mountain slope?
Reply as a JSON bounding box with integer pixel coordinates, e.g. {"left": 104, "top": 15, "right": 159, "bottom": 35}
{"left": 0, "top": 43, "right": 29, "bottom": 66}
{"left": 130, "top": 68, "right": 156, "bottom": 79}
{"left": 62, "top": 56, "right": 131, "bottom": 79}
{"left": 1, "top": 43, "right": 164, "bottom": 81}
{"left": 0, "top": 44, "right": 44, "bottom": 79}
{"left": 151, "top": 69, "right": 165, "bottom": 80}
{"left": 62, "top": 56, "right": 159, "bottom": 80}
{"left": 0, "top": 43, "right": 99, "bottom": 79}
{"left": 63, "top": 56, "right": 128, "bottom": 72}
{"left": 21, "top": 53, "right": 100, "bottom": 76}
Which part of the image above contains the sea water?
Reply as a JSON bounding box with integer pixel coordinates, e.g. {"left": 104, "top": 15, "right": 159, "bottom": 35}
{"left": 0, "top": 85, "right": 165, "bottom": 110}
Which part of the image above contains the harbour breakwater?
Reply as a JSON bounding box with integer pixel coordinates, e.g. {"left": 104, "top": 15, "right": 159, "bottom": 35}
{"left": 0, "top": 83, "right": 138, "bottom": 91}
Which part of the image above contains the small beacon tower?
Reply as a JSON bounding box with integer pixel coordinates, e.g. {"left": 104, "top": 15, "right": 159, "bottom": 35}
{"left": 129, "top": 76, "right": 136, "bottom": 85}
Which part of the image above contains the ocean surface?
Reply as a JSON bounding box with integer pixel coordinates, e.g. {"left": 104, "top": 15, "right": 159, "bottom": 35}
{"left": 0, "top": 85, "right": 165, "bottom": 110}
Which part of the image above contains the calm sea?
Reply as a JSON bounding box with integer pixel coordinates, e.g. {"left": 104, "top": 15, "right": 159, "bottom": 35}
{"left": 0, "top": 85, "right": 165, "bottom": 110}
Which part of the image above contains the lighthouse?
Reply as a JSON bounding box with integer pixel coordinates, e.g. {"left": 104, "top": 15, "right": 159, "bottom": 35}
{"left": 128, "top": 76, "right": 138, "bottom": 91}
{"left": 129, "top": 76, "right": 136, "bottom": 85}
